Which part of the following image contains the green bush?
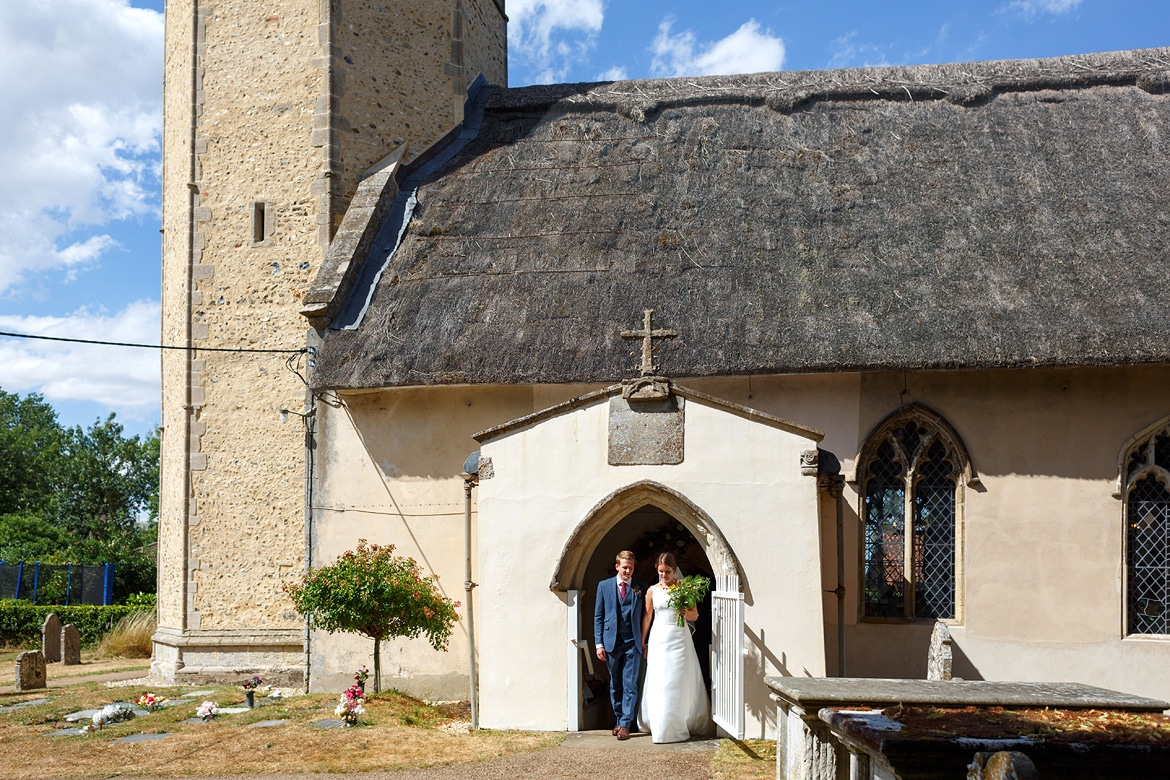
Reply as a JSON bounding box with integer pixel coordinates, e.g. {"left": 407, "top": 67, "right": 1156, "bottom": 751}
{"left": 124, "top": 592, "right": 156, "bottom": 608}
{"left": 0, "top": 600, "right": 143, "bottom": 648}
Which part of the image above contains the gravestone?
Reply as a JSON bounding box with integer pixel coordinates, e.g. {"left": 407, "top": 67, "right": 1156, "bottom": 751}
{"left": 15, "top": 651, "right": 47, "bottom": 690}
{"left": 42, "top": 613, "right": 62, "bottom": 663}
{"left": 61, "top": 624, "right": 81, "bottom": 666}
{"left": 928, "top": 620, "right": 953, "bottom": 681}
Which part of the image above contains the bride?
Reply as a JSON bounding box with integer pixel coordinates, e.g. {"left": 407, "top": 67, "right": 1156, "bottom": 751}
{"left": 638, "top": 552, "right": 710, "bottom": 743}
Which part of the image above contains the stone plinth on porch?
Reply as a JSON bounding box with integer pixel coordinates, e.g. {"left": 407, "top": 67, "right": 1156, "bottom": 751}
{"left": 766, "top": 677, "right": 1170, "bottom": 780}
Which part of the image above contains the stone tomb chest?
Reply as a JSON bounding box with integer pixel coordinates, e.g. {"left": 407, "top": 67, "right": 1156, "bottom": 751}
{"left": 768, "top": 677, "right": 1170, "bottom": 779}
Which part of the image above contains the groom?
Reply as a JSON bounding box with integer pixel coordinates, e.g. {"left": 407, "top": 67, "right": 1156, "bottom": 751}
{"left": 594, "top": 550, "right": 645, "bottom": 741}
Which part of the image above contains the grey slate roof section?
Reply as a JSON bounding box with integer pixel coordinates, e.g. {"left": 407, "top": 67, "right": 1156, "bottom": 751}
{"left": 310, "top": 48, "right": 1170, "bottom": 391}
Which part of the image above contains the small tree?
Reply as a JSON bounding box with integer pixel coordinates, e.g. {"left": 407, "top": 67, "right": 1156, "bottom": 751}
{"left": 284, "top": 539, "right": 460, "bottom": 692}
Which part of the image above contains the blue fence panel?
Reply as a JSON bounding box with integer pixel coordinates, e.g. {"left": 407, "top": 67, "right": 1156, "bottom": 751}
{"left": 0, "top": 560, "right": 113, "bottom": 604}
{"left": 0, "top": 561, "right": 19, "bottom": 599}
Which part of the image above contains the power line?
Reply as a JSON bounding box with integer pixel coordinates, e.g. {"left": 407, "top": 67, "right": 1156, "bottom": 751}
{"left": 0, "top": 330, "right": 304, "bottom": 354}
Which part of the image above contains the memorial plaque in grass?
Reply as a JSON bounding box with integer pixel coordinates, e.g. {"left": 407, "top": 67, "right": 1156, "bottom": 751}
{"left": 45, "top": 728, "right": 87, "bottom": 736}
{"left": 115, "top": 733, "right": 170, "bottom": 743}
{"left": 313, "top": 718, "right": 346, "bottom": 729}
{"left": 0, "top": 698, "right": 49, "bottom": 713}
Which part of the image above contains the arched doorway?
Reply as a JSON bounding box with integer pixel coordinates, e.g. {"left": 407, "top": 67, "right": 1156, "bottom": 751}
{"left": 577, "top": 505, "right": 716, "bottom": 731}
{"left": 551, "top": 481, "right": 742, "bottom": 733}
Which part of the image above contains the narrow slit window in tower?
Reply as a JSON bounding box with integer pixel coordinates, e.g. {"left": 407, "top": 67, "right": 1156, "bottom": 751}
{"left": 251, "top": 201, "right": 268, "bottom": 245}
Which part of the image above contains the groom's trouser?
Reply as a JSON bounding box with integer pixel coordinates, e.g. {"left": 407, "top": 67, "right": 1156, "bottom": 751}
{"left": 606, "top": 636, "right": 642, "bottom": 729}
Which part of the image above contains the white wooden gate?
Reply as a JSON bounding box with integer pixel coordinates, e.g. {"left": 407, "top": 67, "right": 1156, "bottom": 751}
{"left": 710, "top": 574, "right": 744, "bottom": 739}
{"left": 566, "top": 589, "right": 582, "bottom": 731}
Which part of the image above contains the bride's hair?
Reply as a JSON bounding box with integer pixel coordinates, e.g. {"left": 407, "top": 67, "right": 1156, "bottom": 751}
{"left": 655, "top": 552, "right": 678, "bottom": 569}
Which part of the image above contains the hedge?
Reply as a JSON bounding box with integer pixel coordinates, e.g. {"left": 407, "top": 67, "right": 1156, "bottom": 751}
{"left": 0, "top": 600, "right": 146, "bottom": 648}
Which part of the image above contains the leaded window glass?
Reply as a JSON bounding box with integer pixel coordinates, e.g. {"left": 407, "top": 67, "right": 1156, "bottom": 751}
{"left": 1124, "top": 422, "right": 1170, "bottom": 636}
{"left": 863, "top": 440, "right": 906, "bottom": 617}
{"left": 860, "top": 407, "right": 964, "bottom": 621}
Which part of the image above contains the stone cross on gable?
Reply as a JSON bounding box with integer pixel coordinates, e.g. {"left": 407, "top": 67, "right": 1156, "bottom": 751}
{"left": 621, "top": 308, "right": 677, "bottom": 376}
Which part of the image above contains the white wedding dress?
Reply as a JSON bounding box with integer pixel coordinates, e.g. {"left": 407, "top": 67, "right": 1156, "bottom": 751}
{"left": 638, "top": 585, "right": 710, "bottom": 743}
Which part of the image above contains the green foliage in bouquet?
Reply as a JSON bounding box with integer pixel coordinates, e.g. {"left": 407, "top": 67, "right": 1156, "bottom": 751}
{"left": 666, "top": 574, "right": 711, "bottom": 626}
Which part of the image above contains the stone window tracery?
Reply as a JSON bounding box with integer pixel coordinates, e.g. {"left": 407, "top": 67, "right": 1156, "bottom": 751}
{"left": 858, "top": 405, "right": 970, "bottom": 622}
{"left": 1121, "top": 419, "right": 1170, "bottom": 636}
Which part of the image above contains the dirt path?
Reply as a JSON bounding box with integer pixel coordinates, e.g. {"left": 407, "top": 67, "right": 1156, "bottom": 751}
{"left": 0, "top": 660, "right": 150, "bottom": 694}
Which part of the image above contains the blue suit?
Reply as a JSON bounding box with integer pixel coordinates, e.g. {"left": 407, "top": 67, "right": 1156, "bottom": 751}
{"left": 594, "top": 576, "right": 646, "bottom": 730}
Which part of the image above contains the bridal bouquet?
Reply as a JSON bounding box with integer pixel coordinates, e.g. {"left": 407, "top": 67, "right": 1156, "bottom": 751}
{"left": 666, "top": 574, "right": 711, "bottom": 626}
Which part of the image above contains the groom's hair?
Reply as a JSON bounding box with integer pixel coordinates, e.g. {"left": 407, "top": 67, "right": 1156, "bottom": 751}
{"left": 615, "top": 550, "right": 636, "bottom": 564}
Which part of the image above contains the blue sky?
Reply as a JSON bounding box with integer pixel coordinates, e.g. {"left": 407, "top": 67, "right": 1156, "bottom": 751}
{"left": 0, "top": 0, "right": 1165, "bottom": 438}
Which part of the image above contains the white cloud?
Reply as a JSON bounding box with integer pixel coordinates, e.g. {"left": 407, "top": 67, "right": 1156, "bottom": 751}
{"left": 0, "top": 300, "right": 160, "bottom": 413}
{"left": 0, "top": 0, "right": 163, "bottom": 294}
{"left": 509, "top": 0, "right": 605, "bottom": 84}
{"left": 651, "top": 19, "right": 785, "bottom": 78}
{"left": 597, "top": 66, "right": 628, "bottom": 82}
{"left": 1000, "top": 0, "right": 1082, "bottom": 20}
{"left": 55, "top": 235, "right": 120, "bottom": 268}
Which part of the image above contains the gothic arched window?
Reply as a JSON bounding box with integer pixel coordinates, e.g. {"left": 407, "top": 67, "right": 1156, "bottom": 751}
{"left": 858, "top": 405, "right": 972, "bottom": 622}
{"left": 1121, "top": 418, "right": 1170, "bottom": 636}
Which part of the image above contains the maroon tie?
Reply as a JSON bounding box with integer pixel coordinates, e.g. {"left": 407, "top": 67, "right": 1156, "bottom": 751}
{"left": 619, "top": 581, "right": 628, "bottom": 601}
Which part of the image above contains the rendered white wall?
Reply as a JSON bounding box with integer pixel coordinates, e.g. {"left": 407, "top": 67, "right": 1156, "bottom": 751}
{"left": 476, "top": 393, "right": 825, "bottom": 735}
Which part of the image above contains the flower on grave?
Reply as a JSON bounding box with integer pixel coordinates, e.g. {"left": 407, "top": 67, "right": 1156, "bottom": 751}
{"left": 335, "top": 683, "right": 366, "bottom": 726}
{"left": 241, "top": 675, "right": 263, "bottom": 691}
{"left": 354, "top": 665, "right": 370, "bottom": 689}
{"left": 136, "top": 693, "right": 166, "bottom": 712}
{"left": 197, "top": 700, "right": 220, "bottom": 721}
{"left": 92, "top": 703, "right": 137, "bottom": 729}
{"left": 335, "top": 699, "right": 365, "bottom": 726}
{"left": 341, "top": 683, "right": 366, "bottom": 704}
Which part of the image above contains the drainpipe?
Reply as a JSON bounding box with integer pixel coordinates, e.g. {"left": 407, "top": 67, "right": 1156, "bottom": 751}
{"left": 280, "top": 396, "right": 318, "bottom": 693}
{"left": 462, "top": 470, "right": 480, "bottom": 729}
{"left": 818, "top": 451, "right": 847, "bottom": 678}
{"left": 832, "top": 475, "right": 846, "bottom": 677}
{"left": 302, "top": 399, "right": 317, "bottom": 694}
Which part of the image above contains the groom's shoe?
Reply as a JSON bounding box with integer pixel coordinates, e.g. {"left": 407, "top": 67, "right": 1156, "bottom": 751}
{"left": 611, "top": 726, "right": 620, "bottom": 736}
{"left": 616, "top": 727, "right": 630, "bottom": 741}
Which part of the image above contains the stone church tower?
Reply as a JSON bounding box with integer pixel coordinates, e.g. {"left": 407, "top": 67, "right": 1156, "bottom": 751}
{"left": 153, "top": 0, "right": 507, "bottom": 684}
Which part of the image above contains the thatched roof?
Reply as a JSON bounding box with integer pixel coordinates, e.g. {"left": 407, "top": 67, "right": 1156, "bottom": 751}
{"left": 310, "top": 48, "right": 1170, "bottom": 391}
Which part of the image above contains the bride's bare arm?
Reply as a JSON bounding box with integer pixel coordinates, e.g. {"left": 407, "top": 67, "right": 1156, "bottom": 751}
{"left": 641, "top": 586, "right": 654, "bottom": 650}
